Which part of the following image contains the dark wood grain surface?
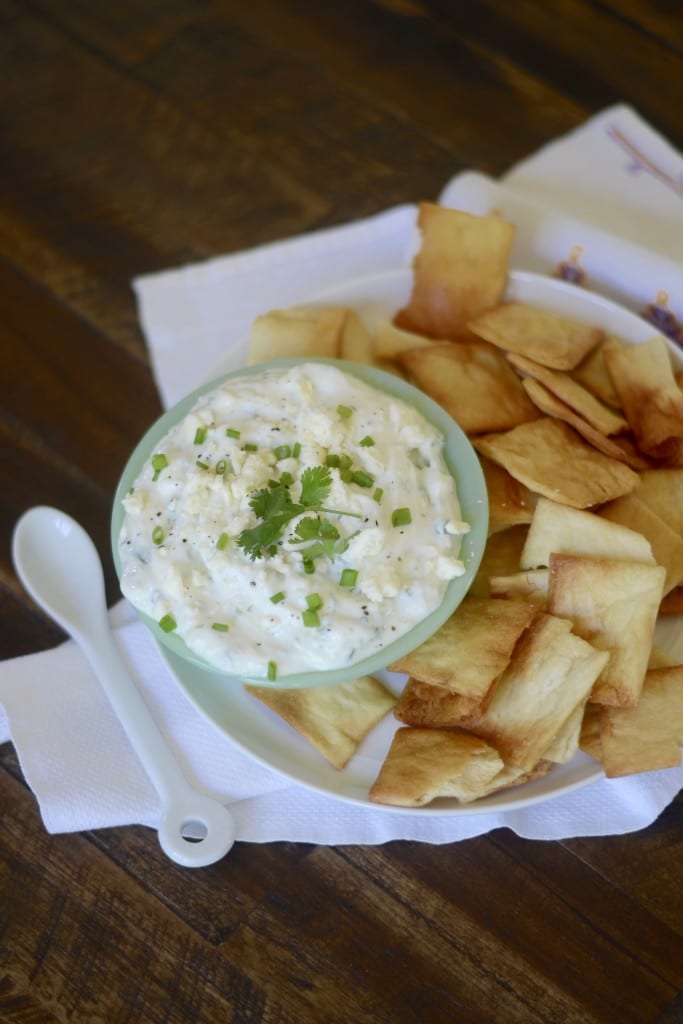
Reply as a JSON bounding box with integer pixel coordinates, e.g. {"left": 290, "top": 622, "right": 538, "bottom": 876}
{"left": 1, "top": 2, "right": 682, "bottom": 1022}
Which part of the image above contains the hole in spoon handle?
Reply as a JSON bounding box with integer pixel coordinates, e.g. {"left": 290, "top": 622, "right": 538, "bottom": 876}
{"left": 157, "top": 794, "right": 236, "bottom": 868}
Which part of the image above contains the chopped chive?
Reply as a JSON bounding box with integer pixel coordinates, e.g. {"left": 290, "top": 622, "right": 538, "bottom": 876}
{"left": 196, "top": 459, "right": 209, "bottom": 470}
{"left": 340, "top": 568, "right": 358, "bottom": 587}
{"left": 158, "top": 614, "right": 177, "bottom": 633}
{"left": 226, "top": 428, "right": 241, "bottom": 439}
{"left": 338, "top": 454, "right": 353, "bottom": 470}
{"left": 270, "top": 591, "right": 285, "bottom": 604}
{"left": 215, "top": 459, "right": 227, "bottom": 475}
{"left": 273, "top": 444, "right": 291, "bottom": 461}
{"left": 279, "top": 471, "right": 293, "bottom": 487}
{"left": 151, "top": 453, "right": 168, "bottom": 481}
{"left": 216, "top": 532, "right": 230, "bottom": 550}
{"left": 302, "top": 608, "right": 320, "bottom": 628}
{"left": 337, "top": 404, "right": 353, "bottom": 419}
{"left": 268, "top": 544, "right": 278, "bottom": 556}
{"left": 242, "top": 442, "right": 258, "bottom": 452}
{"left": 351, "top": 470, "right": 374, "bottom": 488}
{"left": 359, "top": 435, "right": 375, "bottom": 447}
{"left": 373, "top": 487, "right": 384, "bottom": 504}
{"left": 391, "top": 507, "right": 412, "bottom": 528}
{"left": 340, "top": 468, "right": 353, "bottom": 484}
{"left": 305, "top": 592, "right": 323, "bottom": 612}
{"left": 194, "top": 426, "right": 207, "bottom": 445}
{"left": 267, "top": 660, "right": 277, "bottom": 681}
{"left": 325, "top": 453, "right": 340, "bottom": 468}
{"left": 152, "top": 525, "right": 165, "bottom": 545}
{"left": 212, "top": 622, "right": 229, "bottom": 632}
{"left": 302, "top": 556, "right": 315, "bottom": 575}
{"left": 292, "top": 442, "right": 301, "bottom": 458}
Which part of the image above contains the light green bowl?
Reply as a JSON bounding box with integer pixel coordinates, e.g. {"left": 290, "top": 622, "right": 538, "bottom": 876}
{"left": 111, "top": 358, "right": 489, "bottom": 688}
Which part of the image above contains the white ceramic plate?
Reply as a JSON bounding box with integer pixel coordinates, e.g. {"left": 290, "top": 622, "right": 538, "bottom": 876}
{"left": 159, "top": 268, "right": 683, "bottom": 815}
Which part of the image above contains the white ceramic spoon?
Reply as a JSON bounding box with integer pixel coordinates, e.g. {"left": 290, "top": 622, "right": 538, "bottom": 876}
{"left": 12, "top": 506, "right": 236, "bottom": 867}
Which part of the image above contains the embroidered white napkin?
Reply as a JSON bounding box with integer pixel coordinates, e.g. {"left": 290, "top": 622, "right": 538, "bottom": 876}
{"left": 2, "top": 103, "right": 682, "bottom": 847}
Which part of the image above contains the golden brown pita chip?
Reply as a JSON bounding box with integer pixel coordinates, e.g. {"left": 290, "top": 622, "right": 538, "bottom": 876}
{"left": 398, "top": 341, "right": 540, "bottom": 435}
{"left": 373, "top": 319, "right": 439, "bottom": 360}
{"left": 572, "top": 336, "right": 625, "bottom": 409}
{"left": 245, "top": 675, "right": 396, "bottom": 770}
{"left": 469, "top": 302, "right": 603, "bottom": 371}
{"left": 480, "top": 456, "right": 537, "bottom": 535}
{"left": 520, "top": 497, "right": 655, "bottom": 570}
{"left": 393, "top": 678, "right": 486, "bottom": 727}
{"left": 488, "top": 569, "right": 549, "bottom": 607}
{"left": 388, "top": 595, "right": 537, "bottom": 697}
{"left": 469, "top": 613, "right": 608, "bottom": 772}
{"left": 469, "top": 524, "right": 529, "bottom": 598}
{"left": 603, "top": 335, "right": 683, "bottom": 455}
{"left": 599, "top": 666, "right": 683, "bottom": 777}
{"left": 634, "top": 467, "right": 683, "bottom": 534}
{"left": 507, "top": 352, "right": 628, "bottom": 435}
{"left": 473, "top": 419, "right": 639, "bottom": 509}
{"left": 247, "top": 305, "right": 347, "bottom": 364}
{"left": 519, "top": 378, "right": 645, "bottom": 467}
{"left": 547, "top": 554, "right": 666, "bottom": 708}
{"left": 394, "top": 203, "right": 515, "bottom": 339}
{"left": 598, "top": 493, "right": 683, "bottom": 595}
{"left": 369, "top": 727, "right": 504, "bottom": 806}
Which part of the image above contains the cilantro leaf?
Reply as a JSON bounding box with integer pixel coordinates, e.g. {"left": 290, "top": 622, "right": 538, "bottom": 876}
{"left": 299, "top": 466, "right": 331, "bottom": 508}
{"left": 236, "top": 465, "right": 361, "bottom": 562}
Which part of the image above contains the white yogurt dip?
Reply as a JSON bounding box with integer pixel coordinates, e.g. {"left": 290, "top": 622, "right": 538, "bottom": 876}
{"left": 117, "top": 362, "right": 469, "bottom": 679}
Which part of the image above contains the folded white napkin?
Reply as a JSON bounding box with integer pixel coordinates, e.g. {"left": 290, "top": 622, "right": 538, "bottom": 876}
{"left": 2, "top": 104, "right": 682, "bottom": 846}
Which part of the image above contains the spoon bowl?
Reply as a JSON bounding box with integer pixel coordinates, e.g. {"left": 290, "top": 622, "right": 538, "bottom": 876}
{"left": 12, "top": 505, "right": 236, "bottom": 868}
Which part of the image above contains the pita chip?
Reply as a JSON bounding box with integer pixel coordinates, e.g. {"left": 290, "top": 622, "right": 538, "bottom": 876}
{"left": 388, "top": 595, "right": 537, "bottom": 697}
{"left": 473, "top": 418, "right": 639, "bottom": 509}
{"left": 398, "top": 340, "right": 539, "bottom": 435}
{"left": 245, "top": 675, "right": 396, "bottom": 770}
{"left": 520, "top": 497, "right": 655, "bottom": 570}
{"left": 369, "top": 728, "right": 505, "bottom": 806}
{"left": 603, "top": 335, "right": 683, "bottom": 455}
{"left": 469, "top": 613, "right": 608, "bottom": 772}
{"left": 394, "top": 203, "right": 515, "bottom": 339}
{"left": 547, "top": 554, "right": 666, "bottom": 707}
{"left": 599, "top": 665, "right": 683, "bottom": 777}
{"left": 599, "top": 492, "right": 683, "bottom": 594}
{"left": 468, "top": 302, "right": 603, "bottom": 370}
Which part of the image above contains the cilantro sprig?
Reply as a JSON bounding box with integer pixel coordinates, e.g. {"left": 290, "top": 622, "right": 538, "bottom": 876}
{"left": 237, "top": 466, "right": 362, "bottom": 561}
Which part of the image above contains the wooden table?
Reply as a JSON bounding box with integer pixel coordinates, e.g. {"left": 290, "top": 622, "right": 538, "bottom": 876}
{"left": 2, "top": 3, "right": 682, "bottom": 1022}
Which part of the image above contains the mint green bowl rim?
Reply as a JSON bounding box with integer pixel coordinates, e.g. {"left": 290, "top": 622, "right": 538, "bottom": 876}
{"left": 111, "top": 357, "right": 489, "bottom": 688}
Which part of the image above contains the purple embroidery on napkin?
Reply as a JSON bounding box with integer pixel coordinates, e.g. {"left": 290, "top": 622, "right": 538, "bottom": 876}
{"left": 555, "top": 245, "right": 586, "bottom": 286}
{"left": 606, "top": 123, "right": 683, "bottom": 201}
{"left": 641, "top": 290, "right": 683, "bottom": 346}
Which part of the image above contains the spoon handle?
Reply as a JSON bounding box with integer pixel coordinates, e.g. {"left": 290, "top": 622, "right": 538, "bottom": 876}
{"left": 79, "top": 619, "right": 235, "bottom": 867}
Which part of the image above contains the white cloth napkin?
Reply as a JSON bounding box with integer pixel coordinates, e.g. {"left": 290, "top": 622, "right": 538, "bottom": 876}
{"left": 2, "top": 103, "right": 683, "bottom": 846}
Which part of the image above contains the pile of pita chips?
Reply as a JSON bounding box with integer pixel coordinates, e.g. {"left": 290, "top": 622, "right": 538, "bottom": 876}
{"left": 237, "top": 202, "right": 683, "bottom": 809}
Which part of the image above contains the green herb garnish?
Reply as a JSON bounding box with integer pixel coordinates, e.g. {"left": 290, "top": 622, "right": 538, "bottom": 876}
{"left": 216, "top": 532, "right": 230, "bottom": 550}
{"left": 152, "top": 525, "right": 165, "bottom": 546}
{"left": 194, "top": 426, "right": 207, "bottom": 445}
{"left": 359, "top": 435, "right": 375, "bottom": 447}
{"left": 340, "top": 568, "right": 358, "bottom": 588}
{"left": 226, "top": 428, "right": 241, "bottom": 439}
{"left": 236, "top": 466, "right": 362, "bottom": 561}
{"left": 270, "top": 591, "right": 285, "bottom": 604}
{"left": 212, "top": 622, "right": 229, "bottom": 632}
{"left": 391, "top": 507, "right": 412, "bottom": 528}
{"left": 267, "top": 660, "right": 277, "bottom": 681}
{"left": 151, "top": 453, "right": 168, "bottom": 481}
{"left": 302, "top": 608, "right": 320, "bottom": 628}
{"left": 158, "top": 614, "right": 177, "bottom": 633}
